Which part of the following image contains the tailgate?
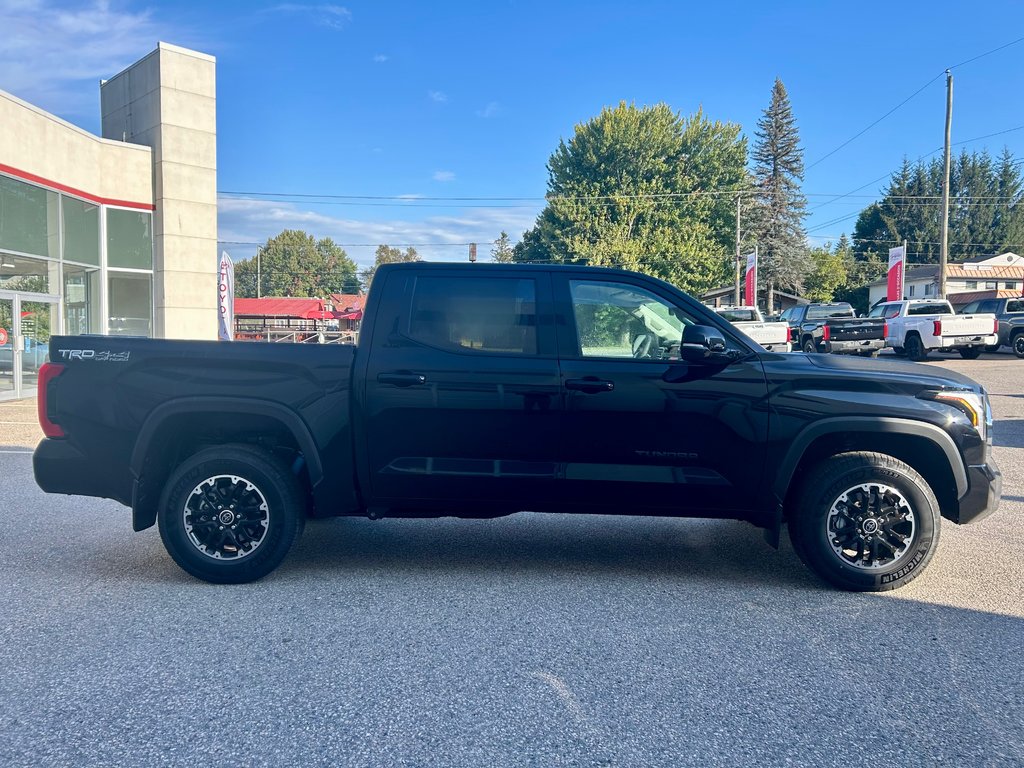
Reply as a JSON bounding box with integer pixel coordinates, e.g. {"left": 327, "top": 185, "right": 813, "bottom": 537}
{"left": 734, "top": 322, "right": 788, "bottom": 346}
{"left": 941, "top": 314, "right": 996, "bottom": 336}
{"left": 826, "top": 318, "right": 884, "bottom": 341}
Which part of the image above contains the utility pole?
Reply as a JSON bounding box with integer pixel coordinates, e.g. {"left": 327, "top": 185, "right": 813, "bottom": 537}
{"left": 256, "top": 247, "right": 262, "bottom": 299}
{"left": 734, "top": 194, "right": 741, "bottom": 305}
{"left": 939, "top": 69, "right": 953, "bottom": 299}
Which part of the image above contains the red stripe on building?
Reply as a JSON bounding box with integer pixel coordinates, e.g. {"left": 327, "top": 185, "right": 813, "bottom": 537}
{"left": 0, "top": 162, "right": 155, "bottom": 211}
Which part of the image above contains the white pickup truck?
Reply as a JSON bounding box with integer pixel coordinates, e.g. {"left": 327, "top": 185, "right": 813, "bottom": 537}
{"left": 713, "top": 306, "right": 791, "bottom": 352}
{"left": 870, "top": 299, "right": 998, "bottom": 361}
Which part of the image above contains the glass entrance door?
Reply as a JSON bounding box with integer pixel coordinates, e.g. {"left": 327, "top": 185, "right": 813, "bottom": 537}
{"left": 0, "top": 297, "right": 13, "bottom": 399}
{"left": 0, "top": 292, "right": 60, "bottom": 401}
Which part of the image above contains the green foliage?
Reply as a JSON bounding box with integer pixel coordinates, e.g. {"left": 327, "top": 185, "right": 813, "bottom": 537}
{"left": 359, "top": 244, "right": 420, "bottom": 290}
{"left": 853, "top": 148, "right": 1024, "bottom": 262}
{"left": 804, "top": 242, "right": 848, "bottom": 303}
{"left": 513, "top": 102, "right": 747, "bottom": 296}
{"left": 749, "top": 79, "right": 809, "bottom": 303}
{"left": 491, "top": 231, "right": 515, "bottom": 263}
{"left": 235, "top": 230, "right": 359, "bottom": 298}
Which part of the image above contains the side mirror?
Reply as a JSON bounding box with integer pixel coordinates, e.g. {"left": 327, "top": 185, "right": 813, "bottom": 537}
{"left": 679, "top": 324, "right": 729, "bottom": 362}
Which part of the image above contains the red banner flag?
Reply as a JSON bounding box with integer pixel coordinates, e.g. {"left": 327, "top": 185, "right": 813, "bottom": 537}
{"left": 887, "top": 245, "right": 905, "bottom": 302}
{"left": 743, "top": 251, "right": 757, "bottom": 307}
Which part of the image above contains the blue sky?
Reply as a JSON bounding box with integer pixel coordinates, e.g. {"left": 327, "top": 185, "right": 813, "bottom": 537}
{"left": 2, "top": 0, "right": 1024, "bottom": 270}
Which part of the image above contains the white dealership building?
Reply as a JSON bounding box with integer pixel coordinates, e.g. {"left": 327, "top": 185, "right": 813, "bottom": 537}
{"left": 0, "top": 42, "right": 217, "bottom": 399}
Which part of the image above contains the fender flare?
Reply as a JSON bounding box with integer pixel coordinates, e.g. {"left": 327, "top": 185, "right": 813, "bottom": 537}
{"left": 130, "top": 396, "right": 324, "bottom": 485}
{"left": 773, "top": 416, "right": 968, "bottom": 504}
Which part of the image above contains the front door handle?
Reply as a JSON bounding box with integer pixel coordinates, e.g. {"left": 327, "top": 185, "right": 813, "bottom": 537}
{"left": 377, "top": 372, "right": 427, "bottom": 387}
{"left": 565, "top": 377, "right": 614, "bottom": 394}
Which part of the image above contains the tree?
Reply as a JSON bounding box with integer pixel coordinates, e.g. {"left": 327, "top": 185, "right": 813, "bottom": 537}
{"left": 749, "top": 79, "right": 808, "bottom": 311}
{"left": 804, "top": 241, "right": 849, "bottom": 303}
{"left": 852, "top": 148, "right": 1024, "bottom": 263}
{"left": 234, "top": 230, "right": 358, "bottom": 298}
{"left": 491, "top": 231, "right": 514, "bottom": 262}
{"left": 513, "top": 102, "right": 747, "bottom": 296}
{"left": 359, "top": 244, "right": 419, "bottom": 291}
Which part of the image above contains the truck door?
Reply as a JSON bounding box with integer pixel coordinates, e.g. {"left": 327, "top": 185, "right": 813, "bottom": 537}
{"left": 552, "top": 274, "right": 770, "bottom": 516}
{"left": 360, "top": 268, "right": 562, "bottom": 510}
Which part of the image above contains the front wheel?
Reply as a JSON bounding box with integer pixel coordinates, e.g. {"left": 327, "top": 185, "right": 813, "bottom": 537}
{"left": 959, "top": 347, "right": 983, "bottom": 360}
{"left": 158, "top": 444, "right": 305, "bottom": 584}
{"left": 788, "top": 452, "right": 940, "bottom": 591}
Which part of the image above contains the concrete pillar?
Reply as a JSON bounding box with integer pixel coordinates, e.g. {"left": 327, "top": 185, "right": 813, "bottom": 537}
{"left": 100, "top": 42, "right": 217, "bottom": 340}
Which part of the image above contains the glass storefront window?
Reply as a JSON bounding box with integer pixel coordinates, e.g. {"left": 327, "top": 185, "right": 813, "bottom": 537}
{"left": 0, "top": 174, "right": 58, "bottom": 258}
{"left": 107, "top": 209, "right": 153, "bottom": 269}
{"left": 64, "top": 263, "right": 101, "bottom": 335}
{"left": 108, "top": 272, "right": 152, "bottom": 336}
{"left": 62, "top": 196, "right": 100, "bottom": 266}
{"left": 0, "top": 252, "right": 59, "bottom": 294}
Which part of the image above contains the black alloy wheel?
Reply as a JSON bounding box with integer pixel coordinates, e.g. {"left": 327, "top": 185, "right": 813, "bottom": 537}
{"left": 1014, "top": 333, "right": 1024, "bottom": 359}
{"left": 158, "top": 444, "right": 304, "bottom": 584}
{"left": 905, "top": 334, "right": 927, "bottom": 361}
{"left": 789, "top": 451, "right": 940, "bottom": 592}
{"left": 802, "top": 337, "right": 817, "bottom": 354}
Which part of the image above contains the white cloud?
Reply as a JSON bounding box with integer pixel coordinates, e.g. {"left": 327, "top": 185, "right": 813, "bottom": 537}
{"left": 267, "top": 4, "right": 351, "bottom": 29}
{"left": 373, "top": 53, "right": 388, "bottom": 62}
{"left": 432, "top": 170, "right": 455, "bottom": 182}
{"left": 0, "top": 0, "right": 176, "bottom": 116}
{"left": 428, "top": 90, "right": 448, "bottom": 103}
{"left": 217, "top": 197, "right": 539, "bottom": 267}
{"left": 476, "top": 101, "right": 500, "bottom": 118}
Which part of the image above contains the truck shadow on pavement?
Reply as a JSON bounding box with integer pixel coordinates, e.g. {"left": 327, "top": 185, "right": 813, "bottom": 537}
{"left": 282, "top": 514, "right": 819, "bottom": 590}
{"left": 993, "top": 419, "right": 1024, "bottom": 449}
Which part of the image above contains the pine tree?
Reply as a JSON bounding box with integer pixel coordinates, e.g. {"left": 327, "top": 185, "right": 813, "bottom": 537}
{"left": 491, "top": 231, "right": 515, "bottom": 262}
{"left": 750, "top": 79, "right": 808, "bottom": 312}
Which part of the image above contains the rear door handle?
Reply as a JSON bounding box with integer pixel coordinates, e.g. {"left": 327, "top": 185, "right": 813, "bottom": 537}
{"left": 377, "top": 372, "right": 427, "bottom": 387}
{"left": 565, "top": 377, "right": 614, "bottom": 394}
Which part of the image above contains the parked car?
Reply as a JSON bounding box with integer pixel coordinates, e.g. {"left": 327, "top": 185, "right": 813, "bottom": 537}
{"left": 712, "top": 305, "right": 791, "bottom": 352}
{"left": 34, "top": 263, "right": 1001, "bottom": 591}
{"left": 957, "top": 297, "right": 1024, "bottom": 357}
{"left": 781, "top": 302, "right": 886, "bottom": 356}
{"left": 871, "top": 299, "right": 998, "bottom": 361}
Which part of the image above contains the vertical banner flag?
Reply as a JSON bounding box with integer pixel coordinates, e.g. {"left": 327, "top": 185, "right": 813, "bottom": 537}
{"left": 887, "top": 245, "right": 906, "bottom": 301}
{"left": 743, "top": 251, "right": 757, "bottom": 307}
{"left": 218, "top": 251, "right": 234, "bottom": 341}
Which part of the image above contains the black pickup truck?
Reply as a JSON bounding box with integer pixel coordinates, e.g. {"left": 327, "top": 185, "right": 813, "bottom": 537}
{"left": 781, "top": 302, "right": 886, "bottom": 356}
{"left": 958, "top": 296, "right": 1024, "bottom": 357}
{"left": 34, "top": 263, "right": 1001, "bottom": 591}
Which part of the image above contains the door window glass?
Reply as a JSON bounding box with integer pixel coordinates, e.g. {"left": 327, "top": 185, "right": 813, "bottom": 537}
{"left": 977, "top": 300, "right": 1000, "bottom": 313}
{"left": 884, "top": 305, "right": 902, "bottom": 319}
{"left": 868, "top": 304, "right": 887, "bottom": 317}
{"left": 408, "top": 276, "right": 537, "bottom": 354}
{"left": 960, "top": 302, "right": 978, "bottom": 314}
{"left": 1006, "top": 300, "right": 1024, "bottom": 313}
{"left": 570, "top": 280, "right": 697, "bottom": 360}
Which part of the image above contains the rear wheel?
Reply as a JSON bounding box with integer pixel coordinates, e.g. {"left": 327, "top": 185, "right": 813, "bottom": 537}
{"left": 802, "top": 337, "right": 817, "bottom": 354}
{"left": 985, "top": 344, "right": 1000, "bottom": 353}
{"left": 158, "top": 444, "right": 304, "bottom": 584}
{"left": 892, "top": 346, "right": 906, "bottom": 357}
{"left": 904, "top": 334, "right": 928, "bottom": 361}
{"left": 789, "top": 452, "right": 940, "bottom": 591}
{"left": 1013, "top": 333, "right": 1024, "bottom": 359}
{"left": 959, "top": 347, "right": 983, "bottom": 360}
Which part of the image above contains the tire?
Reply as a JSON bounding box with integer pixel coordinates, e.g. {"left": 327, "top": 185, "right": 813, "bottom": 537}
{"left": 802, "top": 337, "right": 817, "bottom": 354}
{"left": 985, "top": 344, "right": 1000, "bottom": 353}
{"left": 904, "top": 334, "right": 927, "bottom": 361}
{"left": 158, "top": 444, "right": 305, "bottom": 584}
{"left": 788, "top": 452, "right": 940, "bottom": 592}
{"left": 958, "top": 347, "right": 983, "bottom": 360}
{"left": 1013, "top": 333, "right": 1024, "bottom": 359}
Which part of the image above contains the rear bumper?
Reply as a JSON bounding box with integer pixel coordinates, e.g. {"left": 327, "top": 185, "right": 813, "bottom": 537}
{"left": 826, "top": 338, "right": 885, "bottom": 354}
{"left": 33, "top": 437, "right": 131, "bottom": 506}
{"left": 953, "top": 458, "right": 1002, "bottom": 525}
{"left": 762, "top": 342, "right": 792, "bottom": 353}
{"left": 937, "top": 334, "right": 998, "bottom": 349}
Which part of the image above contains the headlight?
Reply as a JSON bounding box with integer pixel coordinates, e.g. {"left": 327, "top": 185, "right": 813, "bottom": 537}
{"left": 920, "top": 388, "right": 988, "bottom": 441}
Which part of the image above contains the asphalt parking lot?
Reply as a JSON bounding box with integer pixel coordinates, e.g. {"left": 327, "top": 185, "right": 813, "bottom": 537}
{"left": 1, "top": 352, "right": 1022, "bottom": 767}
